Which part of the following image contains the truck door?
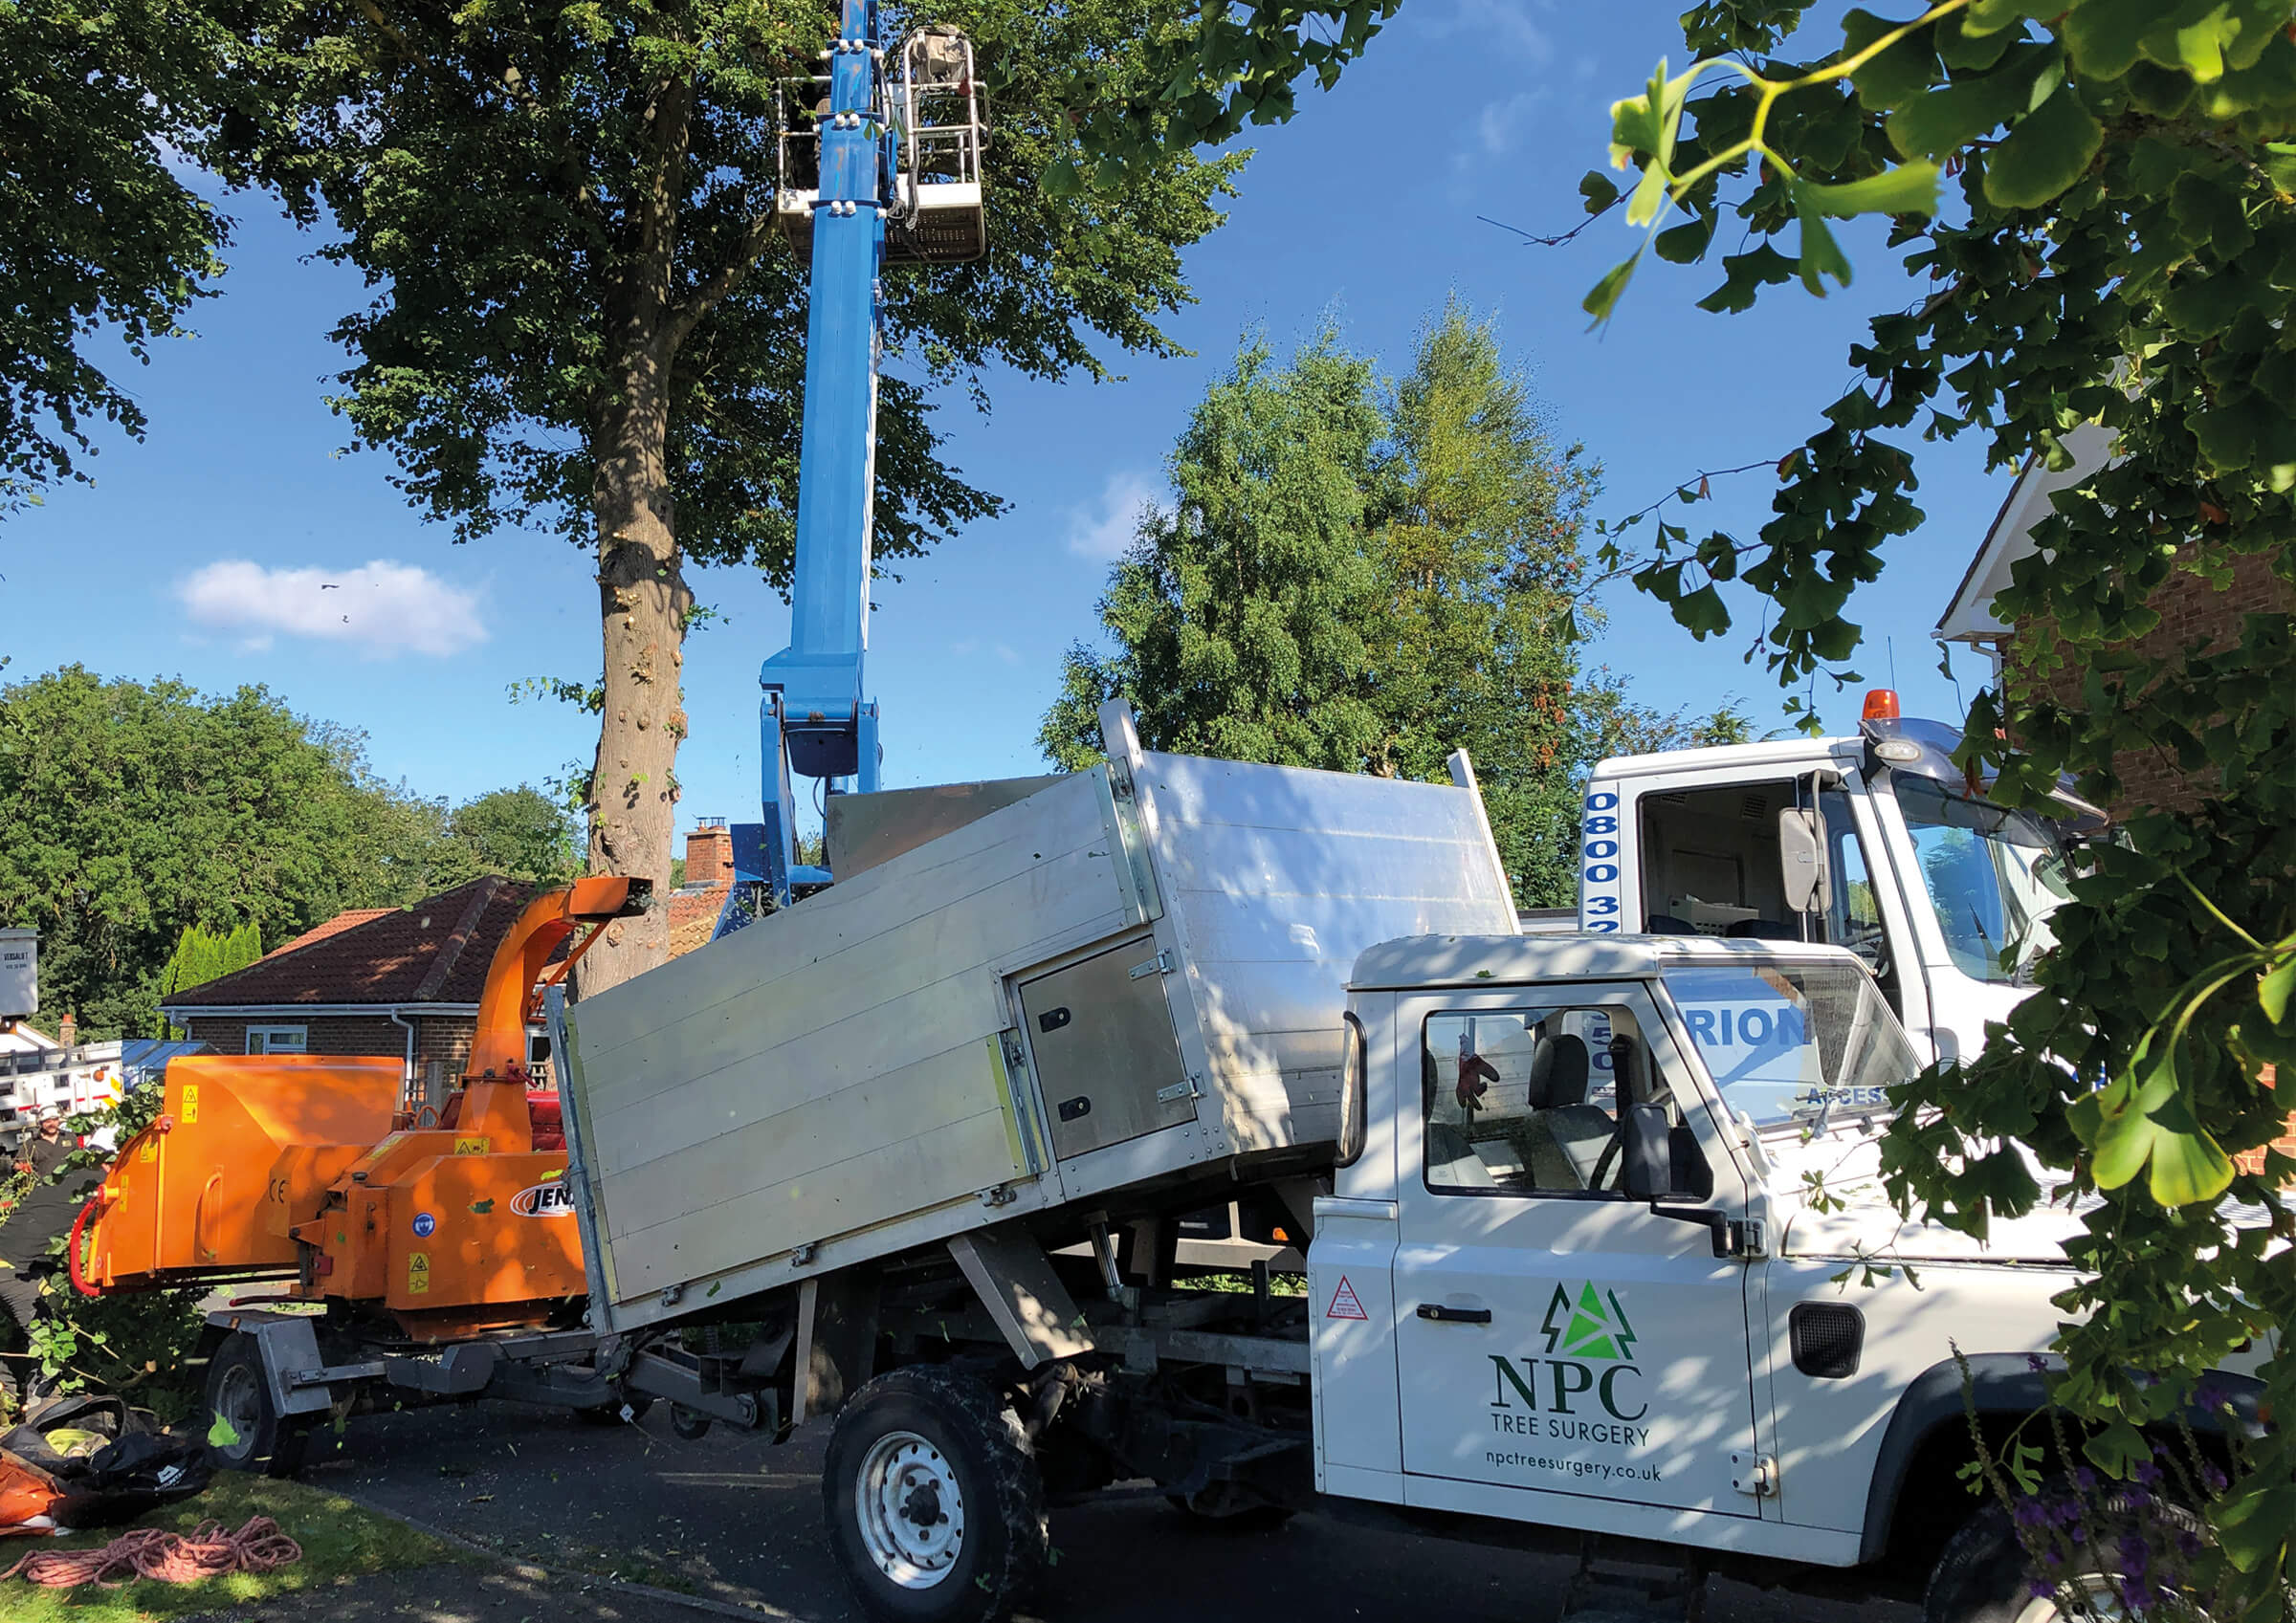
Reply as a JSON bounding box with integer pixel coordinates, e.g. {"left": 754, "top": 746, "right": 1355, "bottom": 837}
{"left": 1391, "top": 983, "right": 1761, "bottom": 1517}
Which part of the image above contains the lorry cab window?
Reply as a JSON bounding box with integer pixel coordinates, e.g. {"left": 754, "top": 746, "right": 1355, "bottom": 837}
{"left": 1636, "top": 779, "right": 1802, "bottom": 938}
{"left": 1422, "top": 1004, "right": 1708, "bottom": 1197}
{"left": 1890, "top": 778, "right": 2072, "bottom": 986}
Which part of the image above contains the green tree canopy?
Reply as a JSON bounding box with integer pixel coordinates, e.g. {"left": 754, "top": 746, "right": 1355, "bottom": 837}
{"left": 0, "top": 0, "right": 271, "bottom": 513}
{"left": 436, "top": 785, "right": 585, "bottom": 888}
{"left": 219, "top": 0, "right": 1241, "bottom": 988}
{"left": 1041, "top": 322, "right": 1386, "bottom": 775}
{"left": 0, "top": 665, "right": 499, "bottom": 1037}
{"left": 1566, "top": 1, "right": 2296, "bottom": 1604}
{"left": 1042, "top": 305, "right": 1623, "bottom": 906}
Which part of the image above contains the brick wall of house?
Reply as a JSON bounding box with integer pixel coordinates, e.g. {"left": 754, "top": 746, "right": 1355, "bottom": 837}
{"left": 2007, "top": 551, "right": 2292, "bottom": 817}
{"left": 2007, "top": 551, "right": 2294, "bottom": 1169}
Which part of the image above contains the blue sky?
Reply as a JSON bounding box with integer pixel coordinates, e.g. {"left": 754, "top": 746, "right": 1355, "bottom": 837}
{"left": 2, "top": 0, "right": 2009, "bottom": 848}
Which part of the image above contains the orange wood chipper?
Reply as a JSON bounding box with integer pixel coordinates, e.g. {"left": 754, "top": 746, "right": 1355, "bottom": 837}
{"left": 71, "top": 878, "right": 780, "bottom": 1475}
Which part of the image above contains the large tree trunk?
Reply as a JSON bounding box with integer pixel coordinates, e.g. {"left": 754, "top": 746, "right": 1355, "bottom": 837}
{"left": 577, "top": 74, "right": 695, "bottom": 997}
{"left": 580, "top": 364, "right": 693, "bottom": 994}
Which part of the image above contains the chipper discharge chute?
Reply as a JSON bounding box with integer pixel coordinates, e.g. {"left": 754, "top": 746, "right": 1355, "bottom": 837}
{"left": 80, "top": 878, "right": 650, "bottom": 1342}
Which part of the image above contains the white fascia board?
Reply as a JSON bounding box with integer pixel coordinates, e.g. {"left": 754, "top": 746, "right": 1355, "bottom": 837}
{"left": 157, "top": 1003, "right": 483, "bottom": 1019}
{"left": 1936, "top": 422, "right": 2116, "bottom": 643}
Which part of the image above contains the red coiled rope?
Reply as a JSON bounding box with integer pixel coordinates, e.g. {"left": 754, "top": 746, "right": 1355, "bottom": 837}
{"left": 0, "top": 1515, "right": 302, "bottom": 1589}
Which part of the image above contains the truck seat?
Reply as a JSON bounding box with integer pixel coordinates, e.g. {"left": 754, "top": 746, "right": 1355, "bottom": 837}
{"left": 1425, "top": 1120, "right": 1498, "bottom": 1189}
{"left": 1517, "top": 1035, "right": 1616, "bottom": 1191}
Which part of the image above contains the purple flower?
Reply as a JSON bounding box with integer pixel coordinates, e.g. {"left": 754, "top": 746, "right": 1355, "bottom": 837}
{"left": 2073, "top": 1466, "right": 2099, "bottom": 1492}
{"left": 2014, "top": 1495, "right": 2048, "bottom": 1528}
{"left": 2042, "top": 1548, "right": 2063, "bottom": 1568}
{"left": 2135, "top": 1459, "right": 2164, "bottom": 1487}
{"left": 2199, "top": 1462, "right": 2227, "bottom": 1494}
{"left": 2054, "top": 1498, "right": 2082, "bottom": 1527}
{"left": 2027, "top": 1352, "right": 2049, "bottom": 1373}
{"left": 2119, "top": 1531, "right": 2152, "bottom": 1582}
{"left": 2029, "top": 1579, "right": 2056, "bottom": 1600}
{"left": 2177, "top": 1530, "right": 2203, "bottom": 1559}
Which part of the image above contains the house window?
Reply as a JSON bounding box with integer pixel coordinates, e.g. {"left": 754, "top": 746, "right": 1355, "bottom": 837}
{"left": 247, "top": 1025, "right": 308, "bottom": 1055}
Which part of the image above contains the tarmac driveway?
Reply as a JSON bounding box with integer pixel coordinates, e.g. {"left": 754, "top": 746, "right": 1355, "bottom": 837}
{"left": 298, "top": 1399, "right": 1919, "bottom": 1623}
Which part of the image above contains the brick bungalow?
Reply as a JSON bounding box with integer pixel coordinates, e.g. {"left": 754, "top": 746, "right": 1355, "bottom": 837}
{"left": 161, "top": 876, "right": 552, "bottom": 1092}
{"left": 1937, "top": 426, "right": 2294, "bottom": 1168}
{"left": 163, "top": 825, "right": 742, "bottom": 1093}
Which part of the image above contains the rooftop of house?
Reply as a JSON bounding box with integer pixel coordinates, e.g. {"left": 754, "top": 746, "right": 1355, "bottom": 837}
{"left": 162, "top": 876, "right": 542, "bottom": 1012}
{"left": 668, "top": 883, "right": 732, "bottom": 958}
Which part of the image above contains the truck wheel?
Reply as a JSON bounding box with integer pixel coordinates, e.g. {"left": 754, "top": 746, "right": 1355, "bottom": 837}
{"left": 205, "top": 1332, "right": 308, "bottom": 1479}
{"left": 671, "top": 1403, "right": 713, "bottom": 1440}
{"left": 1926, "top": 1488, "right": 2205, "bottom": 1623}
{"left": 823, "top": 1367, "right": 1047, "bottom": 1623}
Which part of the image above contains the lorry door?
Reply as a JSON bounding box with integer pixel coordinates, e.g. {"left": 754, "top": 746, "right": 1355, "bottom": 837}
{"left": 1391, "top": 982, "right": 1760, "bottom": 1517}
{"left": 1018, "top": 937, "right": 1194, "bottom": 1159}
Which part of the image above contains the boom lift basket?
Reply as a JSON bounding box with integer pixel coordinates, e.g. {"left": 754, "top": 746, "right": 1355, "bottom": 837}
{"left": 776, "top": 27, "right": 986, "bottom": 265}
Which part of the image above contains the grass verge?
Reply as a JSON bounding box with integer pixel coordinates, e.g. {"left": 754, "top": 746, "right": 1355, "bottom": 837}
{"left": 2, "top": 1470, "right": 469, "bottom": 1622}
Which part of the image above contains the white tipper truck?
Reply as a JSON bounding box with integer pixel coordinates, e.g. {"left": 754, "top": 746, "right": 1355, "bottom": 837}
{"left": 546, "top": 703, "right": 2257, "bottom": 1623}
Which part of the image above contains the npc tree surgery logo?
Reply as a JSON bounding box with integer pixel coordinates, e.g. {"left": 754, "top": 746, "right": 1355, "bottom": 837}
{"left": 1486, "top": 1280, "right": 1650, "bottom": 1447}
{"left": 1542, "top": 1280, "right": 1637, "bottom": 1363}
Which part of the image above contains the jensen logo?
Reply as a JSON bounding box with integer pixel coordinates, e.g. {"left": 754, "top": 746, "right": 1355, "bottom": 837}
{"left": 510, "top": 1181, "right": 577, "bottom": 1217}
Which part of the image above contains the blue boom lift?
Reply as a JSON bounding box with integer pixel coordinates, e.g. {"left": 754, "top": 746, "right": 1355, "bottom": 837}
{"left": 724, "top": 2, "right": 985, "bottom": 922}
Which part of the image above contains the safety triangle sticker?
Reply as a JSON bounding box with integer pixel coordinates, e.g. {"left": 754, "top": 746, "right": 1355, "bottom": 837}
{"left": 1325, "top": 1276, "right": 1368, "bottom": 1321}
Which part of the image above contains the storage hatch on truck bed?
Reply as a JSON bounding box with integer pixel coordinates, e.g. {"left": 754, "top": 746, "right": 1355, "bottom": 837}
{"left": 1020, "top": 937, "right": 1191, "bottom": 1158}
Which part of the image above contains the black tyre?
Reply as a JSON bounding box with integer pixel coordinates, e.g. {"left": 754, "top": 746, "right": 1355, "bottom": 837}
{"left": 1926, "top": 1486, "right": 2205, "bottom": 1623}
{"left": 823, "top": 1367, "right": 1047, "bottom": 1623}
{"left": 203, "top": 1332, "right": 308, "bottom": 1479}
{"left": 671, "top": 1403, "right": 713, "bottom": 1440}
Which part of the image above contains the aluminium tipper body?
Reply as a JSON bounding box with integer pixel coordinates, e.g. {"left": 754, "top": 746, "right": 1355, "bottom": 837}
{"left": 559, "top": 709, "right": 1515, "bottom": 1334}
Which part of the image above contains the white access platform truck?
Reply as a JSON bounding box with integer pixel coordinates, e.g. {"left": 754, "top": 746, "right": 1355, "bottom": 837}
{"left": 547, "top": 706, "right": 2263, "bottom": 1623}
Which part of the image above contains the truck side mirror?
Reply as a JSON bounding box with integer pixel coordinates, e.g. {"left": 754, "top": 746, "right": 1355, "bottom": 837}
{"left": 1778, "top": 806, "right": 1828, "bottom": 915}
{"left": 1622, "top": 1105, "right": 1672, "bottom": 1200}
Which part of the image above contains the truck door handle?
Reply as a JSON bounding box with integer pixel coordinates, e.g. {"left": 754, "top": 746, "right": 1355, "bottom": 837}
{"left": 1416, "top": 1304, "right": 1492, "bottom": 1325}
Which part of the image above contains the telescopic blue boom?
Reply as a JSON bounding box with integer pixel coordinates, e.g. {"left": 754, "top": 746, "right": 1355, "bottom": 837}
{"left": 724, "top": 4, "right": 984, "bottom": 918}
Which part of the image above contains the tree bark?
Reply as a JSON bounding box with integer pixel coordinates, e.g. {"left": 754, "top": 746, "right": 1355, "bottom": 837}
{"left": 577, "top": 72, "right": 695, "bottom": 997}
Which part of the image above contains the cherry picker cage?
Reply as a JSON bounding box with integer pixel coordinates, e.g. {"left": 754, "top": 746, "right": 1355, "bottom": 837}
{"left": 776, "top": 27, "right": 987, "bottom": 266}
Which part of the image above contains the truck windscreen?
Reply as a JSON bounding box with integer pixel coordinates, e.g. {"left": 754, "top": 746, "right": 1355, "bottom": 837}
{"left": 1891, "top": 778, "right": 2073, "bottom": 985}
{"left": 1660, "top": 959, "right": 1922, "bottom": 1127}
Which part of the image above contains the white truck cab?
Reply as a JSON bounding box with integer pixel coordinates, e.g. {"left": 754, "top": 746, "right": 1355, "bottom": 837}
{"left": 1577, "top": 691, "right": 2106, "bottom": 1068}
{"left": 1307, "top": 932, "right": 2260, "bottom": 1615}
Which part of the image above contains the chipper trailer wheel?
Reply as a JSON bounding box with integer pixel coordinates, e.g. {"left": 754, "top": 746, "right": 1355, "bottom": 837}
{"left": 204, "top": 1331, "right": 308, "bottom": 1479}
{"left": 824, "top": 1367, "right": 1047, "bottom": 1623}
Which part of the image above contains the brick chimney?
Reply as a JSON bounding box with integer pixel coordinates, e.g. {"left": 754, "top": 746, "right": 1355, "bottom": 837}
{"left": 683, "top": 819, "right": 733, "bottom": 888}
{"left": 57, "top": 1012, "right": 77, "bottom": 1049}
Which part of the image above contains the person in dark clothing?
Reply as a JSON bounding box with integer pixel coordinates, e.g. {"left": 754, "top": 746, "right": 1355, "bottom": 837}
{"left": 0, "top": 1108, "right": 90, "bottom": 1404}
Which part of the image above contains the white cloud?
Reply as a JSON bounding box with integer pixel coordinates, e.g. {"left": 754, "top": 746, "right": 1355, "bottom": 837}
{"left": 951, "top": 637, "right": 1023, "bottom": 665}
{"left": 178, "top": 559, "right": 487, "bottom": 659}
{"left": 1065, "top": 472, "right": 1161, "bottom": 560}
{"left": 1476, "top": 88, "right": 1552, "bottom": 155}
{"left": 1430, "top": 0, "right": 1555, "bottom": 65}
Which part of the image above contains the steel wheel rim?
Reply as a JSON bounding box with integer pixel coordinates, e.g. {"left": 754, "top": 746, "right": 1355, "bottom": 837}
{"left": 2014, "top": 1572, "right": 2199, "bottom": 1623}
{"left": 214, "top": 1363, "right": 261, "bottom": 1461}
{"left": 853, "top": 1429, "right": 964, "bottom": 1590}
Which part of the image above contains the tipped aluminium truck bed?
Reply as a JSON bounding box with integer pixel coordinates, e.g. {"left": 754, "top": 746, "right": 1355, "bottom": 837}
{"left": 556, "top": 704, "right": 1516, "bottom": 1334}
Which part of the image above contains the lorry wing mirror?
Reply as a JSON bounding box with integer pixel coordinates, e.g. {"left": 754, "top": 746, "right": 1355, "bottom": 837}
{"left": 1622, "top": 1105, "right": 1671, "bottom": 1200}
{"left": 1778, "top": 806, "right": 1827, "bottom": 915}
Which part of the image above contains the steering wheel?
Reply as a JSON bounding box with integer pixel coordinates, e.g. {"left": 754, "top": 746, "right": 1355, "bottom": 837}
{"left": 1589, "top": 1119, "right": 1626, "bottom": 1194}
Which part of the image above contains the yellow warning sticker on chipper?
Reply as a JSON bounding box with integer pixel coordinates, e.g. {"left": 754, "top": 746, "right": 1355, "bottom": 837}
{"left": 181, "top": 1086, "right": 199, "bottom": 1125}
{"left": 453, "top": 1137, "right": 490, "bottom": 1155}
{"left": 407, "top": 1252, "right": 430, "bottom": 1295}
